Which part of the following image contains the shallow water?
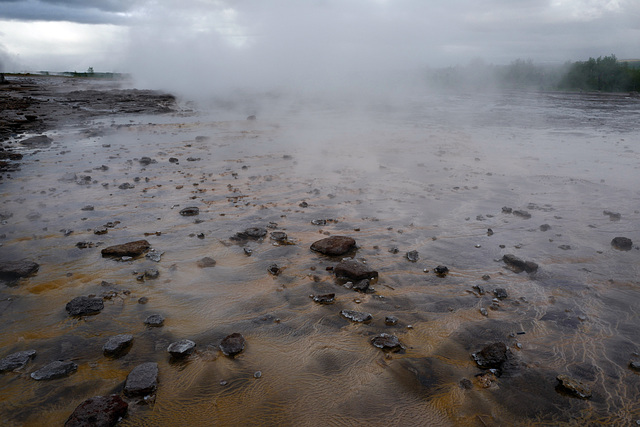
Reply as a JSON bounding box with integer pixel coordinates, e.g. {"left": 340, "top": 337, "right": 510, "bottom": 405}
{"left": 0, "top": 88, "right": 639, "bottom": 426}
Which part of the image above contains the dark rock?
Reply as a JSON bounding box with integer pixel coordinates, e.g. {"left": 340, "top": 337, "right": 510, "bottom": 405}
{"left": 186, "top": 157, "right": 201, "bottom": 162}
{"left": 385, "top": 316, "right": 398, "bottom": 326}
{"left": 501, "top": 207, "right": 513, "bottom": 214}
{"left": 603, "top": 210, "right": 621, "bottom": 220}
{"left": 94, "top": 226, "right": 108, "bottom": 235}
{"left": 179, "top": 206, "right": 199, "bottom": 216}
{"left": 101, "top": 240, "right": 150, "bottom": 257}
{"left": 493, "top": 288, "right": 508, "bottom": 299}
{"left": 81, "top": 205, "right": 95, "bottom": 211}
{"left": 167, "top": 339, "right": 196, "bottom": 358}
{"left": 144, "top": 314, "right": 164, "bottom": 327}
{"left": 197, "top": 257, "right": 216, "bottom": 268}
{"left": 513, "top": 210, "right": 531, "bottom": 219}
{"left": 629, "top": 361, "right": 640, "bottom": 371}
{"left": 459, "top": 378, "right": 473, "bottom": 389}
{"left": 66, "top": 296, "right": 104, "bottom": 316}
{"left": 472, "top": 342, "right": 508, "bottom": 369}
{"left": 219, "top": 333, "right": 245, "bottom": 356}
{"left": 76, "top": 241, "right": 95, "bottom": 249}
{"left": 556, "top": 374, "right": 591, "bottom": 398}
{"left": 20, "top": 135, "right": 52, "bottom": 147}
{"left": 310, "top": 236, "right": 356, "bottom": 256}
{"left": 371, "top": 333, "right": 404, "bottom": 352}
{"left": 502, "top": 254, "right": 538, "bottom": 273}
{"left": 351, "top": 279, "right": 371, "bottom": 292}
{"left": 540, "top": 224, "right": 551, "bottom": 232}
{"left": 334, "top": 259, "right": 378, "bottom": 281}
{"left": 124, "top": 362, "right": 158, "bottom": 397}
{"left": 65, "top": 394, "right": 128, "bottom": 427}
{"left": 558, "top": 245, "right": 572, "bottom": 250}
{"left": 138, "top": 297, "right": 149, "bottom": 304}
{"left": 313, "top": 293, "right": 335, "bottom": 304}
{"left": 611, "top": 237, "right": 633, "bottom": 251}
{"left": 246, "top": 115, "right": 256, "bottom": 120}
{"left": 406, "top": 250, "right": 419, "bottom": 262}
{"left": 230, "top": 227, "right": 267, "bottom": 242}
{"left": 475, "top": 370, "right": 499, "bottom": 388}
{"left": 103, "top": 334, "right": 134, "bottom": 357}
{"left": 118, "top": 182, "right": 134, "bottom": 190}
{"left": 267, "top": 264, "right": 281, "bottom": 276}
{"left": 340, "top": 309, "right": 372, "bottom": 323}
{"left": 434, "top": 265, "right": 449, "bottom": 277}
{"left": 0, "top": 350, "right": 36, "bottom": 372}
{"left": 139, "top": 157, "right": 156, "bottom": 166}
{"left": 169, "top": 157, "right": 179, "bottom": 163}
{"left": 30, "top": 360, "right": 77, "bottom": 380}
{"left": 472, "top": 285, "right": 485, "bottom": 295}
{"left": 487, "top": 228, "right": 494, "bottom": 236}
{"left": 0, "top": 260, "right": 39, "bottom": 280}
{"left": 143, "top": 269, "right": 159, "bottom": 280}
{"left": 388, "top": 247, "right": 399, "bottom": 254}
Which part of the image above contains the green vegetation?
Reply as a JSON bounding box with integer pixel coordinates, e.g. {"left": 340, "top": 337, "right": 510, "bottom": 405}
{"left": 559, "top": 55, "right": 640, "bottom": 92}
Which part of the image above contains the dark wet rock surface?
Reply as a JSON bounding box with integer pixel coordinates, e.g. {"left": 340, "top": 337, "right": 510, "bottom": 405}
{"left": 502, "top": 254, "right": 538, "bottom": 273}
{"left": 267, "top": 264, "right": 281, "bottom": 276}
{"left": 472, "top": 342, "right": 509, "bottom": 369}
{"left": 334, "top": 259, "right": 378, "bottom": 281}
{"left": 167, "top": 339, "right": 196, "bottom": 358}
{"left": 101, "top": 240, "right": 150, "bottom": 257}
{"left": 103, "top": 334, "right": 133, "bottom": 357}
{"left": 406, "top": 250, "right": 419, "bottom": 262}
{"left": 66, "top": 296, "right": 104, "bottom": 316}
{"left": 556, "top": 374, "right": 592, "bottom": 398}
{"left": 0, "top": 350, "right": 36, "bottom": 372}
{"left": 65, "top": 394, "right": 128, "bottom": 427}
{"left": 434, "top": 265, "right": 449, "bottom": 277}
{"left": 493, "top": 288, "right": 508, "bottom": 299}
{"left": 124, "top": 362, "right": 158, "bottom": 397}
{"left": 313, "top": 293, "right": 335, "bottom": 304}
{"left": 0, "top": 260, "right": 39, "bottom": 280}
{"left": 20, "top": 135, "right": 52, "bottom": 147}
{"left": 179, "top": 206, "right": 199, "bottom": 216}
{"left": 219, "top": 333, "right": 245, "bottom": 356}
{"left": 385, "top": 316, "right": 398, "bottom": 326}
{"left": 31, "top": 360, "right": 78, "bottom": 380}
{"left": 513, "top": 210, "right": 532, "bottom": 219}
{"left": 144, "top": 314, "right": 165, "bottom": 327}
{"left": 230, "top": 227, "right": 268, "bottom": 243}
{"left": 310, "top": 236, "right": 356, "bottom": 256}
{"left": 611, "top": 237, "right": 632, "bottom": 251}
{"left": 340, "top": 309, "right": 373, "bottom": 323}
{"left": 371, "top": 333, "right": 404, "bottom": 352}
{"left": 197, "top": 257, "right": 217, "bottom": 268}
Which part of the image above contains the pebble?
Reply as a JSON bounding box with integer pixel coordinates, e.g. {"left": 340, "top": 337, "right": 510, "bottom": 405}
{"left": 144, "top": 314, "right": 165, "bottom": 327}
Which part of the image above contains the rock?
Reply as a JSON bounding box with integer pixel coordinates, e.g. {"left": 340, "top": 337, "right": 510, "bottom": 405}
{"left": 310, "top": 236, "right": 356, "bottom": 256}
{"left": 475, "top": 370, "right": 499, "bottom": 388}
{"left": 124, "top": 362, "right": 158, "bottom": 397}
{"left": 493, "top": 288, "right": 508, "bottom": 299}
{"left": 139, "top": 157, "right": 155, "bottom": 166}
{"left": 603, "top": 210, "right": 621, "bottom": 220}
{"left": 501, "top": 207, "right": 513, "bottom": 214}
{"left": 406, "top": 250, "right": 419, "bottom": 262}
{"left": 94, "top": 226, "right": 108, "bottom": 235}
{"left": 267, "top": 264, "right": 281, "bottom": 276}
{"left": 30, "top": 360, "right": 78, "bottom": 380}
{"left": 611, "top": 237, "right": 633, "bottom": 251}
{"left": 313, "top": 293, "right": 335, "bottom": 304}
{"left": 66, "top": 296, "right": 104, "bottom": 316}
{"left": 334, "top": 259, "right": 378, "bottom": 281}
{"left": 629, "top": 361, "right": 640, "bottom": 371}
{"left": 65, "top": 394, "right": 128, "bottom": 427}
{"left": 351, "top": 279, "right": 371, "bottom": 293}
{"left": 247, "top": 115, "right": 256, "bottom": 120}
{"left": 0, "top": 350, "right": 37, "bottom": 372}
{"left": 385, "top": 316, "right": 398, "bottom": 326}
{"left": 145, "top": 250, "right": 163, "bottom": 262}
{"left": 219, "top": 333, "right": 245, "bottom": 356}
{"left": 101, "top": 240, "right": 150, "bottom": 257}
{"left": 502, "top": 254, "right": 538, "bottom": 273}
{"left": 434, "top": 265, "right": 449, "bottom": 277}
{"left": 103, "top": 334, "right": 134, "bottom": 357}
{"left": 472, "top": 342, "right": 508, "bottom": 369}
{"left": 169, "top": 157, "right": 179, "bottom": 163}
{"left": 472, "top": 285, "right": 485, "bottom": 295}
{"left": 179, "top": 206, "right": 199, "bottom": 216}
{"left": 144, "top": 314, "right": 165, "bottom": 327}
{"left": 540, "top": 224, "right": 551, "bottom": 232}
{"left": 556, "top": 374, "right": 591, "bottom": 398}
{"left": 197, "top": 257, "right": 216, "bottom": 268}
{"left": 118, "top": 182, "right": 134, "bottom": 190}
{"left": 513, "top": 210, "right": 531, "bottom": 219}
{"left": 340, "top": 309, "right": 373, "bottom": 323}
{"left": 0, "top": 260, "right": 39, "bottom": 280}
{"left": 230, "top": 227, "right": 268, "bottom": 242}
{"left": 20, "top": 135, "right": 52, "bottom": 147}
{"left": 371, "top": 333, "right": 404, "bottom": 352}
{"left": 459, "top": 378, "right": 473, "bottom": 390}
{"left": 143, "top": 269, "right": 159, "bottom": 280}
{"left": 167, "top": 339, "right": 196, "bottom": 358}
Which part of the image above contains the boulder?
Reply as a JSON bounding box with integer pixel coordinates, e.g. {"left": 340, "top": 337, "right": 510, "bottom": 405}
{"left": 334, "top": 259, "right": 378, "bottom": 281}
{"left": 101, "top": 240, "right": 150, "bottom": 257}
{"left": 219, "top": 333, "right": 245, "bottom": 356}
{"left": 66, "top": 296, "right": 104, "bottom": 316}
{"left": 124, "top": 362, "right": 158, "bottom": 397}
{"left": 0, "top": 350, "right": 36, "bottom": 372}
{"left": 30, "top": 360, "right": 78, "bottom": 380}
{"left": 310, "top": 236, "right": 356, "bottom": 256}
{"left": 65, "top": 395, "right": 128, "bottom": 427}
{"left": 472, "top": 342, "right": 508, "bottom": 369}
{"left": 0, "top": 260, "right": 39, "bottom": 280}
{"left": 103, "top": 334, "right": 134, "bottom": 357}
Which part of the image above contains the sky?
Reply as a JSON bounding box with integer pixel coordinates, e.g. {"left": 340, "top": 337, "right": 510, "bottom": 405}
{"left": 0, "top": 0, "right": 638, "bottom": 95}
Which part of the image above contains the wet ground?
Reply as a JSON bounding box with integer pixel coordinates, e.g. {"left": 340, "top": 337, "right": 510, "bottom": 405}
{"left": 0, "top": 76, "right": 639, "bottom": 426}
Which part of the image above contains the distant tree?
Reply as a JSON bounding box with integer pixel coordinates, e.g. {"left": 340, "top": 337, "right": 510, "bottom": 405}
{"left": 87, "top": 67, "right": 94, "bottom": 75}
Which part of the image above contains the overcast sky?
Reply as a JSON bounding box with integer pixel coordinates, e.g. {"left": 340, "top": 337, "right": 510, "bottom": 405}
{"left": 0, "top": 0, "right": 638, "bottom": 93}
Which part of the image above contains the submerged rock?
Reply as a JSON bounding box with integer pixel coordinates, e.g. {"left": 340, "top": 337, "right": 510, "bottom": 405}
{"left": 493, "top": 288, "right": 508, "bottom": 300}
{"left": 385, "top": 316, "right": 399, "bottom": 326}
{"left": 371, "top": 333, "right": 404, "bottom": 352}
{"left": 406, "top": 250, "right": 420, "bottom": 262}
{"left": 350, "top": 279, "right": 371, "bottom": 293}
{"left": 20, "top": 135, "right": 52, "bottom": 147}
{"left": 0, "top": 260, "right": 39, "bottom": 280}
{"left": 513, "top": 210, "right": 531, "bottom": 219}
{"left": 502, "top": 254, "right": 538, "bottom": 273}
{"left": 341, "top": 309, "right": 373, "bottom": 323}
{"left": 124, "top": 362, "right": 158, "bottom": 397}
{"left": 219, "top": 333, "right": 245, "bottom": 356}
{"left": 434, "top": 265, "right": 449, "bottom": 277}
{"left": 0, "top": 350, "right": 37, "bottom": 372}
{"left": 103, "top": 334, "right": 134, "bottom": 357}
{"left": 472, "top": 342, "right": 508, "bottom": 369}
{"left": 66, "top": 296, "right": 104, "bottom": 316}
{"left": 267, "top": 264, "right": 281, "bottom": 276}
{"left": 101, "top": 240, "right": 150, "bottom": 257}
{"left": 556, "top": 374, "right": 591, "bottom": 398}
{"left": 65, "top": 394, "right": 128, "bottom": 427}
{"left": 179, "top": 206, "right": 199, "bottom": 216}
{"left": 144, "top": 314, "right": 165, "bottom": 327}
{"left": 611, "top": 237, "right": 633, "bottom": 251}
{"left": 197, "top": 257, "right": 217, "bottom": 268}
{"left": 31, "top": 360, "right": 77, "bottom": 380}
{"left": 313, "top": 293, "right": 335, "bottom": 304}
{"left": 310, "top": 236, "right": 356, "bottom": 256}
{"left": 167, "top": 339, "right": 196, "bottom": 358}
{"left": 334, "top": 259, "right": 378, "bottom": 281}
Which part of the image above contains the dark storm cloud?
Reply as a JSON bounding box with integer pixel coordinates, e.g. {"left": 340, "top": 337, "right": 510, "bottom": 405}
{"left": 0, "top": 0, "right": 133, "bottom": 23}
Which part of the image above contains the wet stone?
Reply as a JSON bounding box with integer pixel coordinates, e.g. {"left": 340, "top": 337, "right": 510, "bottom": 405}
{"left": 629, "top": 361, "right": 640, "bottom": 371}
{"left": 556, "top": 374, "right": 592, "bottom": 399}
{"left": 334, "top": 259, "right": 378, "bottom": 281}
{"left": 145, "top": 250, "right": 163, "bottom": 262}
{"left": 501, "top": 206, "right": 513, "bottom": 214}
{"left": 0, "top": 350, "right": 36, "bottom": 372}
{"left": 179, "top": 206, "right": 199, "bottom": 216}
{"left": 611, "top": 237, "right": 633, "bottom": 251}
{"left": 502, "top": 254, "right": 538, "bottom": 273}
{"left": 144, "top": 314, "right": 165, "bottom": 327}
{"left": 197, "top": 257, "right": 217, "bottom": 268}
{"left": 603, "top": 210, "right": 621, "bottom": 221}
{"left": 101, "top": 240, "right": 150, "bottom": 257}
{"left": 65, "top": 394, "right": 128, "bottom": 427}
{"left": 310, "top": 236, "right": 356, "bottom": 256}
{"left": 371, "top": 333, "right": 404, "bottom": 352}
{"left": 270, "top": 231, "right": 289, "bottom": 242}
{"left": 313, "top": 293, "right": 335, "bottom": 304}
{"left": 219, "top": 333, "right": 246, "bottom": 357}
{"left": 540, "top": 224, "right": 551, "bottom": 231}
{"left": 341, "top": 309, "right": 372, "bottom": 323}
{"left": 94, "top": 226, "right": 108, "bottom": 235}
{"left": 473, "top": 285, "right": 486, "bottom": 295}
{"left": 103, "top": 334, "right": 133, "bottom": 357}
{"left": 267, "top": 264, "right": 281, "bottom": 276}
{"left": 472, "top": 342, "right": 508, "bottom": 369}
{"left": 230, "top": 227, "right": 268, "bottom": 243}
{"left": 81, "top": 205, "right": 94, "bottom": 211}
{"left": 118, "top": 182, "right": 134, "bottom": 190}
{"left": 351, "top": 279, "right": 371, "bottom": 293}
{"left": 406, "top": 250, "right": 420, "bottom": 262}
{"left": 385, "top": 316, "right": 399, "bottom": 326}
{"left": 124, "top": 362, "right": 158, "bottom": 397}
{"left": 513, "top": 210, "right": 531, "bottom": 219}
{"left": 167, "top": 339, "right": 196, "bottom": 358}
{"left": 139, "top": 157, "right": 156, "bottom": 166}
{"left": 0, "top": 260, "right": 39, "bottom": 280}
{"left": 434, "top": 265, "right": 449, "bottom": 277}
{"left": 66, "top": 296, "right": 104, "bottom": 316}
{"left": 21, "top": 135, "right": 52, "bottom": 147}
{"left": 31, "top": 360, "right": 78, "bottom": 380}
{"left": 493, "top": 288, "right": 508, "bottom": 299}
